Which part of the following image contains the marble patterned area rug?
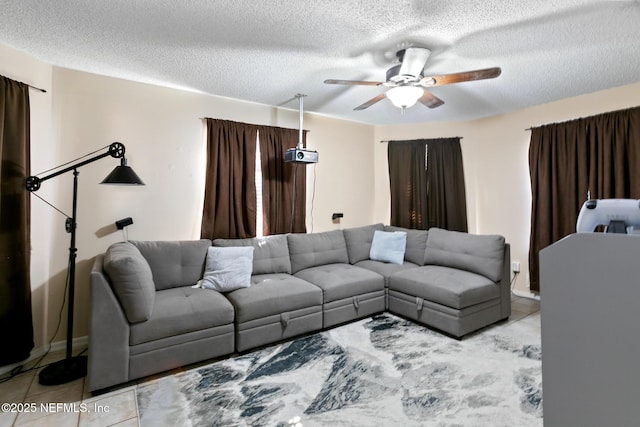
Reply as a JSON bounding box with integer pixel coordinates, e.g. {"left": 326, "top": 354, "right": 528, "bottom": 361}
{"left": 136, "top": 314, "right": 542, "bottom": 427}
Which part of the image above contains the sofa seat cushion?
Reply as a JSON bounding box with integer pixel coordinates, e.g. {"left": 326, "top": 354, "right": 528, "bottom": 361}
{"left": 389, "top": 265, "right": 499, "bottom": 310}
{"left": 354, "top": 260, "right": 419, "bottom": 284}
{"left": 130, "top": 287, "right": 234, "bottom": 346}
{"left": 294, "top": 264, "right": 384, "bottom": 303}
{"left": 225, "top": 273, "right": 322, "bottom": 324}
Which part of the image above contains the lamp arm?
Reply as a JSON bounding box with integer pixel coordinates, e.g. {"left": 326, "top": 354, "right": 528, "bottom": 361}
{"left": 26, "top": 142, "right": 125, "bottom": 192}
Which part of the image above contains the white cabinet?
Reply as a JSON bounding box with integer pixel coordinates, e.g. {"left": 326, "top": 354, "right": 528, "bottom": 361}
{"left": 540, "top": 233, "right": 640, "bottom": 427}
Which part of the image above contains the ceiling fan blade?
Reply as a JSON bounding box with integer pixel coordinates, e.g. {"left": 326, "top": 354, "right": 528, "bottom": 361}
{"left": 354, "top": 93, "right": 386, "bottom": 110}
{"left": 419, "top": 90, "right": 445, "bottom": 109}
{"left": 421, "top": 67, "right": 502, "bottom": 87}
{"left": 324, "top": 79, "right": 382, "bottom": 86}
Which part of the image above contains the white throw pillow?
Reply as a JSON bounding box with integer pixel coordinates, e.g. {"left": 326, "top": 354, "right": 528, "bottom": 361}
{"left": 369, "top": 230, "right": 407, "bottom": 264}
{"left": 201, "top": 246, "right": 254, "bottom": 292}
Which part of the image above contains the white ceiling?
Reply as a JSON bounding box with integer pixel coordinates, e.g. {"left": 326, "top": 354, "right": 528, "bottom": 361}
{"left": 1, "top": 0, "right": 639, "bottom": 125}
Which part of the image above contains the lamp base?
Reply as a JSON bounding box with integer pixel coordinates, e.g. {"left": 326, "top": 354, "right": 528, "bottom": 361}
{"left": 38, "top": 355, "right": 87, "bottom": 386}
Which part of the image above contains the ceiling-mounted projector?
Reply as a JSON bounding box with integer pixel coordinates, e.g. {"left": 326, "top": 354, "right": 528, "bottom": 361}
{"left": 285, "top": 93, "right": 319, "bottom": 164}
{"left": 285, "top": 148, "right": 318, "bottom": 164}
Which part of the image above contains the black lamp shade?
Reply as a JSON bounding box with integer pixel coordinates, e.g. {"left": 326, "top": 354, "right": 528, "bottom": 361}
{"left": 101, "top": 158, "right": 145, "bottom": 185}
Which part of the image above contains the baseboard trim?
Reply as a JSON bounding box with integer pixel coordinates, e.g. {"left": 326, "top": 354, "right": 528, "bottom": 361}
{"left": 512, "top": 289, "right": 541, "bottom": 301}
{"left": 0, "top": 336, "right": 89, "bottom": 377}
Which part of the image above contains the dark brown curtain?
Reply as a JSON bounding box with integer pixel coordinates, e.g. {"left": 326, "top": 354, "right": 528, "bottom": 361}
{"left": 528, "top": 119, "right": 588, "bottom": 291}
{"left": 388, "top": 140, "right": 428, "bottom": 229}
{"left": 528, "top": 106, "right": 640, "bottom": 291}
{"left": 388, "top": 138, "right": 467, "bottom": 231}
{"left": 0, "top": 76, "right": 34, "bottom": 365}
{"left": 201, "top": 118, "right": 257, "bottom": 240}
{"left": 426, "top": 138, "right": 468, "bottom": 232}
{"left": 587, "top": 107, "right": 640, "bottom": 198}
{"left": 258, "top": 126, "right": 307, "bottom": 234}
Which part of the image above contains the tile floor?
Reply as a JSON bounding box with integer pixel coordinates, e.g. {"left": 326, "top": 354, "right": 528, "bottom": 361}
{"left": 0, "top": 294, "right": 540, "bottom": 427}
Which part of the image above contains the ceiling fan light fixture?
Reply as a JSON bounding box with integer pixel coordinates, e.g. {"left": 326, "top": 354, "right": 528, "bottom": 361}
{"left": 386, "top": 86, "right": 424, "bottom": 109}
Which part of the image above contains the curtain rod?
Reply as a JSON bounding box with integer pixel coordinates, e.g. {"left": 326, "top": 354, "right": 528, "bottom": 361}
{"left": 27, "top": 83, "right": 46, "bottom": 93}
{"left": 200, "top": 117, "right": 310, "bottom": 132}
{"left": 525, "top": 105, "right": 640, "bottom": 131}
{"left": 380, "top": 137, "right": 464, "bottom": 143}
{"left": 1, "top": 74, "right": 47, "bottom": 93}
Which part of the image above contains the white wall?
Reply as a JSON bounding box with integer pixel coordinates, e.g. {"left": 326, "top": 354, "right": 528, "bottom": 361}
{"left": 374, "top": 81, "right": 640, "bottom": 293}
{"left": 303, "top": 114, "right": 375, "bottom": 231}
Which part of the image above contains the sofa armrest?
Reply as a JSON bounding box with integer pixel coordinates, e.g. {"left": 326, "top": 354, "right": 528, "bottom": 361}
{"left": 498, "top": 244, "right": 512, "bottom": 319}
{"left": 87, "top": 254, "right": 131, "bottom": 392}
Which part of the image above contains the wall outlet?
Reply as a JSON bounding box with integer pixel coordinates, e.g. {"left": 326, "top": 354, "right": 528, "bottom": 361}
{"left": 511, "top": 261, "right": 521, "bottom": 273}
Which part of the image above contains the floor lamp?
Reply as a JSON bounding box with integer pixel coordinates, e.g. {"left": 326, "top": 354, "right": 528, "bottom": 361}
{"left": 25, "top": 142, "right": 144, "bottom": 386}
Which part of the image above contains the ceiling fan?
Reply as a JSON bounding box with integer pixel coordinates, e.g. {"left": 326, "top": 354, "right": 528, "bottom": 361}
{"left": 324, "top": 47, "right": 501, "bottom": 113}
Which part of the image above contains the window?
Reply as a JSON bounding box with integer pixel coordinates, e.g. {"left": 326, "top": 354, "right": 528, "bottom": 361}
{"left": 255, "top": 133, "right": 263, "bottom": 237}
{"left": 201, "top": 119, "right": 306, "bottom": 240}
{"left": 388, "top": 138, "right": 467, "bottom": 231}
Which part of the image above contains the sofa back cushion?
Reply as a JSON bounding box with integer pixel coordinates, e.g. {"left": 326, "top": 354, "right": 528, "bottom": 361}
{"left": 424, "top": 227, "right": 505, "bottom": 282}
{"left": 384, "top": 225, "right": 428, "bottom": 265}
{"left": 213, "top": 234, "right": 291, "bottom": 275}
{"left": 103, "top": 242, "right": 155, "bottom": 323}
{"left": 287, "top": 230, "right": 349, "bottom": 273}
{"left": 343, "top": 223, "right": 384, "bottom": 264}
{"left": 131, "top": 239, "right": 211, "bottom": 290}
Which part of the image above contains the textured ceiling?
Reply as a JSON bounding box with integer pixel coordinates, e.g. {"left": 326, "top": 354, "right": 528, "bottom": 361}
{"left": 1, "top": 0, "right": 639, "bottom": 125}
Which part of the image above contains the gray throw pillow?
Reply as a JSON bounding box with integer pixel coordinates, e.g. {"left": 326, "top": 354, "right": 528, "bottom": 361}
{"left": 103, "top": 242, "right": 155, "bottom": 323}
{"left": 369, "top": 230, "right": 407, "bottom": 264}
{"left": 201, "top": 246, "right": 254, "bottom": 292}
{"left": 424, "top": 227, "right": 505, "bottom": 282}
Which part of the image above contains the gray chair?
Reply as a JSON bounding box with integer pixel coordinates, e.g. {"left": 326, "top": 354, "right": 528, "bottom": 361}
{"left": 87, "top": 240, "right": 235, "bottom": 392}
{"left": 387, "top": 228, "right": 510, "bottom": 337}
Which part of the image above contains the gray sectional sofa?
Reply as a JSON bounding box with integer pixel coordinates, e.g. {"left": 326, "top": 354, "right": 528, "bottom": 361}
{"left": 87, "top": 224, "right": 510, "bottom": 392}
